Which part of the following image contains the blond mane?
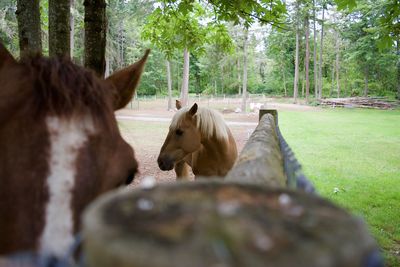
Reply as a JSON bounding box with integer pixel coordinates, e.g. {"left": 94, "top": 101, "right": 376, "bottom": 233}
{"left": 170, "top": 106, "right": 229, "bottom": 141}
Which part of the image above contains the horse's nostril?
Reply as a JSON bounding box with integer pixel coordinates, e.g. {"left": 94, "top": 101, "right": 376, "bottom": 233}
{"left": 158, "top": 156, "right": 173, "bottom": 171}
{"left": 158, "top": 158, "right": 166, "bottom": 170}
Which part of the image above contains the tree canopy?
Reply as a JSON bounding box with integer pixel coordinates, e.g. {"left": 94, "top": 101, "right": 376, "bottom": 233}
{"left": 1, "top": 0, "right": 398, "bottom": 99}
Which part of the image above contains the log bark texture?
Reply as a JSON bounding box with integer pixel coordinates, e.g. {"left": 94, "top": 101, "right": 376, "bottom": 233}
{"left": 83, "top": 181, "right": 379, "bottom": 267}
{"left": 226, "top": 113, "right": 286, "bottom": 187}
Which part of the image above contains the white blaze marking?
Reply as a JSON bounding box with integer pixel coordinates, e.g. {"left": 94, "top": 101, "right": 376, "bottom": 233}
{"left": 40, "top": 116, "right": 94, "bottom": 256}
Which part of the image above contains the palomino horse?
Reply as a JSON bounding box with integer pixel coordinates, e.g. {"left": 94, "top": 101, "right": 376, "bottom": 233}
{"left": 157, "top": 101, "right": 237, "bottom": 179}
{"left": 0, "top": 44, "right": 149, "bottom": 256}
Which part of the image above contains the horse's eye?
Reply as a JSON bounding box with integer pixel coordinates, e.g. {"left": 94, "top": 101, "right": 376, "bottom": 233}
{"left": 175, "top": 129, "right": 183, "bottom": 136}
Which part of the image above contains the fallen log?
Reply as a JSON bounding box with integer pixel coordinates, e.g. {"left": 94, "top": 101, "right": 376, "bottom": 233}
{"left": 83, "top": 182, "right": 380, "bottom": 267}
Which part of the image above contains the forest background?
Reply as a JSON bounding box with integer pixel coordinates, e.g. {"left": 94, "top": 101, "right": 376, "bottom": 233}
{"left": 1, "top": 0, "right": 399, "bottom": 109}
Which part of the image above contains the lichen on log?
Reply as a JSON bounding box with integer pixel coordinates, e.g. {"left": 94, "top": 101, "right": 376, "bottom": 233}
{"left": 83, "top": 181, "right": 378, "bottom": 267}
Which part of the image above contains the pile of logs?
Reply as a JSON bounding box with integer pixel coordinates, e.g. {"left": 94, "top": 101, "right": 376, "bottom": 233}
{"left": 319, "top": 97, "right": 400, "bottom": 109}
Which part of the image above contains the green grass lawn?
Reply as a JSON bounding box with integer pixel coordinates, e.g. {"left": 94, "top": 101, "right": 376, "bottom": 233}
{"left": 279, "top": 108, "right": 400, "bottom": 266}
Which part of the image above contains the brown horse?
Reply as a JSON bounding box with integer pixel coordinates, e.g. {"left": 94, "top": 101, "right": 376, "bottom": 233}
{"left": 158, "top": 101, "right": 237, "bottom": 179}
{"left": 0, "top": 44, "right": 148, "bottom": 256}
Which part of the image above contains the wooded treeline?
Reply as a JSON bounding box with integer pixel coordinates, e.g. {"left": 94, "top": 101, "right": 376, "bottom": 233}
{"left": 1, "top": 0, "right": 399, "bottom": 103}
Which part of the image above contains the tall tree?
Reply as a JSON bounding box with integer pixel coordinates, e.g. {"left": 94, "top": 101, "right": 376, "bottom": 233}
{"left": 313, "top": 0, "right": 318, "bottom": 99}
{"left": 237, "top": 58, "right": 241, "bottom": 95}
{"left": 335, "top": 29, "right": 340, "bottom": 97}
{"left": 241, "top": 28, "right": 248, "bottom": 112}
{"left": 84, "top": 0, "right": 107, "bottom": 76}
{"left": 293, "top": 0, "right": 300, "bottom": 103}
{"left": 143, "top": 3, "right": 233, "bottom": 107}
{"left": 363, "top": 64, "right": 369, "bottom": 96}
{"left": 397, "top": 40, "right": 400, "bottom": 99}
{"left": 49, "top": 0, "right": 70, "bottom": 57}
{"left": 180, "top": 48, "right": 190, "bottom": 106}
{"left": 16, "top": 0, "right": 41, "bottom": 56}
{"left": 166, "top": 60, "right": 173, "bottom": 110}
{"left": 70, "top": 0, "right": 75, "bottom": 57}
{"left": 317, "top": 1, "right": 325, "bottom": 99}
{"left": 305, "top": 11, "right": 310, "bottom": 102}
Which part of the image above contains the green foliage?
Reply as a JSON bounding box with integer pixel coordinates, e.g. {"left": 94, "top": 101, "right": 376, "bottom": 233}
{"left": 162, "top": 0, "right": 287, "bottom": 28}
{"left": 335, "top": 0, "right": 399, "bottom": 48}
{"left": 1, "top": 0, "right": 398, "bottom": 98}
{"left": 0, "top": 0, "right": 18, "bottom": 57}
{"left": 141, "top": 2, "right": 233, "bottom": 59}
{"left": 334, "top": 0, "right": 357, "bottom": 10}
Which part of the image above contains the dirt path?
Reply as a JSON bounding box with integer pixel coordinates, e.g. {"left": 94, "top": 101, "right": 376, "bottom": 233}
{"left": 116, "top": 115, "right": 258, "bottom": 126}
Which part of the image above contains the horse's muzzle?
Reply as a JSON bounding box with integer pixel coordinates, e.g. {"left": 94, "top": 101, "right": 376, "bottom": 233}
{"left": 157, "top": 155, "right": 174, "bottom": 171}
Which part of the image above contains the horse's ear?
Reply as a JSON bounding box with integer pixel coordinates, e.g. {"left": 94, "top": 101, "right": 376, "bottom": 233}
{"left": 188, "top": 103, "right": 198, "bottom": 116}
{"left": 0, "top": 43, "right": 17, "bottom": 70}
{"left": 176, "top": 100, "right": 182, "bottom": 110}
{"left": 106, "top": 49, "right": 150, "bottom": 110}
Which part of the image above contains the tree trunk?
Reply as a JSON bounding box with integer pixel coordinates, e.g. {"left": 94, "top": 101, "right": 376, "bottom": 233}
{"left": 293, "top": 1, "right": 300, "bottom": 103}
{"left": 397, "top": 59, "right": 400, "bottom": 100}
{"left": 176, "top": 61, "right": 181, "bottom": 93}
{"left": 364, "top": 65, "right": 369, "bottom": 97}
{"left": 344, "top": 68, "right": 349, "bottom": 96}
{"left": 301, "top": 71, "right": 305, "bottom": 97}
{"left": 282, "top": 65, "right": 287, "bottom": 96}
{"left": 49, "top": 0, "right": 70, "bottom": 57}
{"left": 330, "top": 62, "right": 335, "bottom": 97}
{"left": 318, "top": 5, "right": 325, "bottom": 99}
{"left": 119, "top": 22, "right": 124, "bottom": 68}
{"left": 335, "top": 30, "right": 340, "bottom": 98}
{"left": 105, "top": 54, "right": 110, "bottom": 78}
{"left": 220, "top": 64, "right": 224, "bottom": 95}
{"left": 166, "top": 60, "right": 173, "bottom": 110}
{"left": 313, "top": 0, "right": 318, "bottom": 99}
{"left": 70, "top": 0, "right": 75, "bottom": 58}
{"left": 396, "top": 40, "right": 400, "bottom": 100}
{"left": 237, "top": 58, "right": 241, "bottom": 95}
{"left": 16, "top": 0, "right": 42, "bottom": 56}
{"left": 84, "top": 0, "right": 107, "bottom": 77}
{"left": 241, "top": 28, "right": 248, "bottom": 113}
{"left": 180, "top": 48, "right": 190, "bottom": 107}
{"left": 305, "top": 15, "right": 310, "bottom": 103}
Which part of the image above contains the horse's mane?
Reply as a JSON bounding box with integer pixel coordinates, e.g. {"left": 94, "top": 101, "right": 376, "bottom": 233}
{"left": 16, "top": 55, "right": 115, "bottom": 122}
{"left": 170, "top": 106, "right": 229, "bottom": 141}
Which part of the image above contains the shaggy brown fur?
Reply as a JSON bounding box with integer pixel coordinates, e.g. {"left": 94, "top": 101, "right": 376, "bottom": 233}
{"left": 0, "top": 43, "right": 148, "bottom": 255}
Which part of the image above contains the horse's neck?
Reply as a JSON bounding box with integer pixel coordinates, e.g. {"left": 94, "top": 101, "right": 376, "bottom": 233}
{"left": 190, "top": 131, "right": 236, "bottom": 176}
{"left": 200, "top": 135, "right": 229, "bottom": 156}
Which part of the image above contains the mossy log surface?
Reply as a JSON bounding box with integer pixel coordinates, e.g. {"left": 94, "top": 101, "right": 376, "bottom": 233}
{"left": 226, "top": 113, "right": 286, "bottom": 187}
{"left": 83, "top": 181, "right": 378, "bottom": 267}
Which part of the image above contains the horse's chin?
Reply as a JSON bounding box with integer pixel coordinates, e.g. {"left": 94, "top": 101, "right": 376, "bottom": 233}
{"left": 159, "top": 164, "right": 174, "bottom": 171}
